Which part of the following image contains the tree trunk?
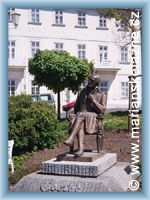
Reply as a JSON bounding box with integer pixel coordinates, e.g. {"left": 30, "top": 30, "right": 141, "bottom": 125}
{"left": 57, "top": 91, "right": 61, "bottom": 120}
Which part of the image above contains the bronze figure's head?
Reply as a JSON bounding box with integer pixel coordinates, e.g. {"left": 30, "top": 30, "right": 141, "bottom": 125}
{"left": 88, "top": 73, "right": 101, "bottom": 89}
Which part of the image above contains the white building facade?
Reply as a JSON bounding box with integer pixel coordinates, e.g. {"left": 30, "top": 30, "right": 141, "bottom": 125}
{"left": 8, "top": 8, "right": 142, "bottom": 113}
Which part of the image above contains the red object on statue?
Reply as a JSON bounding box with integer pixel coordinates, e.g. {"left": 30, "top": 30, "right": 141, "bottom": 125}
{"left": 62, "top": 101, "right": 76, "bottom": 111}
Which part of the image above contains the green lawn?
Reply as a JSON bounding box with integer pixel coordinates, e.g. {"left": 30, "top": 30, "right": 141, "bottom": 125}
{"left": 104, "top": 111, "right": 142, "bottom": 131}
{"left": 60, "top": 111, "right": 142, "bottom": 131}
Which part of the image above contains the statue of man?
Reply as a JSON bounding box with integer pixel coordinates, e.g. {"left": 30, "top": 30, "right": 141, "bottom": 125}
{"left": 64, "top": 73, "right": 107, "bottom": 157}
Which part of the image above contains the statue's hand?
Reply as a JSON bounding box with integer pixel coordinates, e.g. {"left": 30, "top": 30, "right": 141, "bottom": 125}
{"left": 88, "top": 94, "right": 95, "bottom": 102}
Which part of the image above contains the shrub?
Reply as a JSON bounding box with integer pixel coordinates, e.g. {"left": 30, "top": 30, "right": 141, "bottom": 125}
{"left": 9, "top": 94, "right": 68, "bottom": 155}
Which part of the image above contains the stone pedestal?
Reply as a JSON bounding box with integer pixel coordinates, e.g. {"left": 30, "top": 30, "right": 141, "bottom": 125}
{"left": 41, "top": 153, "right": 117, "bottom": 177}
{"left": 13, "top": 162, "right": 136, "bottom": 192}
{"left": 13, "top": 152, "right": 140, "bottom": 192}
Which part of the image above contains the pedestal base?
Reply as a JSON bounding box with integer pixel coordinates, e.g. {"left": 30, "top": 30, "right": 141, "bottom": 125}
{"left": 13, "top": 162, "right": 137, "bottom": 192}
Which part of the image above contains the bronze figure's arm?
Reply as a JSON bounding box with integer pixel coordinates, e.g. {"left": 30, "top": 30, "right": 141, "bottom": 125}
{"left": 89, "top": 93, "right": 107, "bottom": 113}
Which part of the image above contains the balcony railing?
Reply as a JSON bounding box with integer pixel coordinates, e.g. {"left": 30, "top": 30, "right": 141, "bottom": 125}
{"left": 8, "top": 57, "right": 27, "bottom": 68}
{"left": 97, "top": 59, "right": 121, "bottom": 71}
{"left": 100, "top": 59, "right": 112, "bottom": 67}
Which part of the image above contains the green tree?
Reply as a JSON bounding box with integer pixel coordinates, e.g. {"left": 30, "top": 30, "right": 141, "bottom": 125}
{"left": 28, "top": 50, "right": 93, "bottom": 119}
{"left": 97, "top": 9, "right": 142, "bottom": 31}
{"left": 97, "top": 9, "right": 142, "bottom": 47}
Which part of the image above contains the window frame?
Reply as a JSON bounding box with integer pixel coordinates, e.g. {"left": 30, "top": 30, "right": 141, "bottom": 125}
{"left": 52, "top": 10, "right": 65, "bottom": 27}
{"left": 96, "top": 14, "right": 109, "bottom": 30}
{"left": 99, "top": 80, "right": 109, "bottom": 94}
{"left": 55, "top": 42, "right": 64, "bottom": 51}
{"left": 119, "top": 46, "right": 130, "bottom": 64}
{"left": 75, "top": 11, "right": 88, "bottom": 28}
{"left": 55, "top": 10, "right": 63, "bottom": 25}
{"left": 117, "top": 21, "right": 129, "bottom": 32}
{"left": 31, "top": 41, "right": 40, "bottom": 57}
{"left": 99, "top": 45, "right": 108, "bottom": 63}
{"left": 78, "top": 44, "right": 86, "bottom": 60}
{"left": 8, "top": 40, "right": 16, "bottom": 59}
{"left": 8, "top": 79, "right": 16, "bottom": 96}
{"left": 121, "top": 82, "right": 129, "bottom": 99}
{"left": 31, "top": 80, "right": 40, "bottom": 95}
{"left": 28, "top": 9, "right": 41, "bottom": 25}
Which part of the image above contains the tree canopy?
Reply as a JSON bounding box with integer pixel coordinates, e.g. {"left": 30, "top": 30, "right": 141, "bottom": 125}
{"left": 29, "top": 50, "right": 93, "bottom": 93}
{"left": 28, "top": 50, "right": 93, "bottom": 118}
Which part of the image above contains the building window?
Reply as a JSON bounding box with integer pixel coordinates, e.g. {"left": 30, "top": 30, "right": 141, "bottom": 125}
{"left": 31, "top": 9, "right": 40, "bottom": 23}
{"left": 78, "top": 11, "right": 86, "bottom": 26}
{"left": 78, "top": 44, "right": 86, "bottom": 60}
{"left": 8, "top": 80, "right": 15, "bottom": 96}
{"left": 8, "top": 10, "right": 12, "bottom": 23}
{"left": 120, "top": 47, "right": 128, "bottom": 63}
{"left": 120, "top": 23, "right": 125, "bottom": 29}
{"left": 8, "top": 40, "right": 15, "bottom": 59}
{"left": 31, "top": 41, "right": 40, "bottom": 57}
{"left": 55, "top": 10, "right": 63, "bottom": 25}
{"left": 31, "top": 81, "right": 39, "bottom": 95}
{"left": 99, "top": 81, "right": 109, "bottom": 94}
{"left": 117, "top": 21, "right": 128, "bottom": 31}
{"left": 121, "top": 82, "right": 128, "bottom": 98}
{"left": 99, "top": 14, "right": 107, "bottom": 28}
{"left": 99, "top": 46, "right": 108, "bottom": 63}
{"left": 55, "top": 43, "right": 64, "bottom": 51}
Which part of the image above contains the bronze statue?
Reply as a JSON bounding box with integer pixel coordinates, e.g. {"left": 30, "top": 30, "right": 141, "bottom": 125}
{"left": 64, "top": 73, "right": 107, "bottom": 157}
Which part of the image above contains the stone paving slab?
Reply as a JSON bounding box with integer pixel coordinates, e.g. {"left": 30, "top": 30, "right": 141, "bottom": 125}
{"left": 13, "top": 162, "right": 138, "bottom": 192}
{"left": 41, "top": 153, "right": 117, "bottom": 177}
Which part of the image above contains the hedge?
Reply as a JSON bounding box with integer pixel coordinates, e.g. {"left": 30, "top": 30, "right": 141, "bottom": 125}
{"left": 8, "top": 94, "right": 68, "bottom": 155}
